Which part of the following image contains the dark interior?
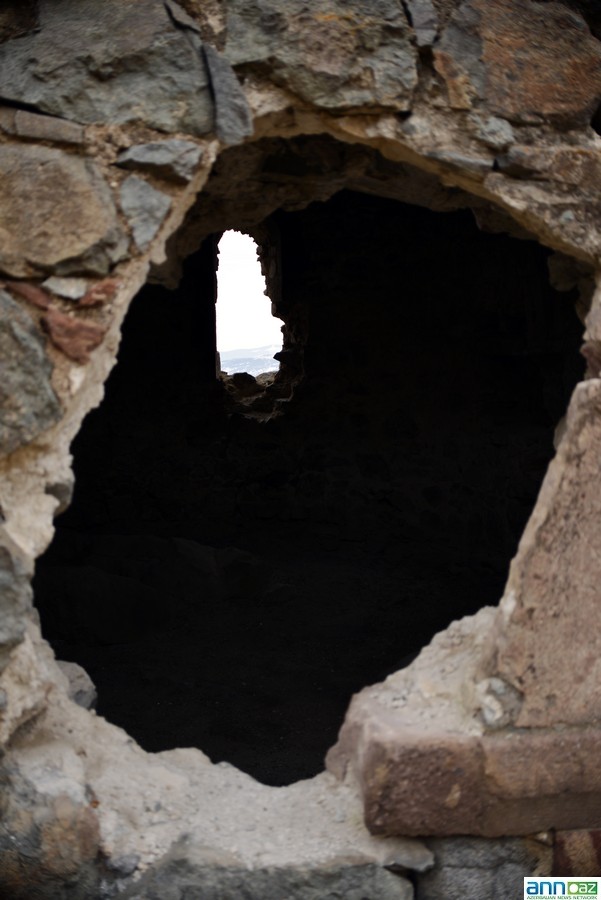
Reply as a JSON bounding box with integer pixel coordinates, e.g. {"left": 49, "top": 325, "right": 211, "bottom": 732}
{"left": 33, "top": 189, "right": 584, "bottom": 786}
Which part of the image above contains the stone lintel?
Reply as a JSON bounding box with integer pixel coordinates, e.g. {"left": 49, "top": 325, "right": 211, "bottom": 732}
{"left": 328, "top": 718, "right": 601, "bottom": 838}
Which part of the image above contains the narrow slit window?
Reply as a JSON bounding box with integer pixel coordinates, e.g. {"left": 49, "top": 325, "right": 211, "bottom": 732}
{"left": 216, "top": 230, "right": 283, "bottom": 376}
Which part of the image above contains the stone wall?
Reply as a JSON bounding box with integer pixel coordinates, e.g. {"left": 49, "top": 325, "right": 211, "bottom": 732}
{"left": 1, "top": 0, "right": 601, "bottom": 896}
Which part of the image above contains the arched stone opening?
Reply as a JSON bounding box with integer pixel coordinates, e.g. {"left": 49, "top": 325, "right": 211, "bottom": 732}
{"left": 32, "top": 139, "right": 585, "bottom": 789}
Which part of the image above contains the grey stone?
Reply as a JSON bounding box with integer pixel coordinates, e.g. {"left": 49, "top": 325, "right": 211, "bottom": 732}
{"left": 427, "top": 149, "right": 492, "bottom": 176}
{"left": 470, "top": 115, "right": 514, "bottom": 151}
{"left": 0, "top": 536, "right": 33, "bottom": 671}
{"left": 203, "top": 45, "right": 253, "bottom": 145}
{"left": 0, "top": 290, "right": 62, "bottom": 456}
{"left": 417, "top": 837, "right": 549, "bottom": 900}
{"left": 56, "top": 660, "right": 97, "bottom": 709}
{"left": 107, "top": 854, "right": 141, "bottom": 877}
{"left": 117, "top": 140, "right": 204, "bottom": 184}
{"left": 0, "top": 144, "right": 127, "bottom": 278}
{"left": 120, "top": 842, "right": 412, "bottom": 900}
{"left": 0, "top": 0, "right": 214, "bottom": 136}
{"left": 120, "top": 177, "right": 172, "bottom": 251}
{"left": 224, "top": 0, "right": 417, "bottom": 112}
{"left": 403, "top": 0, "right": 438, "bottom": 47}
{"left": 42, "top": 277, "right": 90, "bottom": 301}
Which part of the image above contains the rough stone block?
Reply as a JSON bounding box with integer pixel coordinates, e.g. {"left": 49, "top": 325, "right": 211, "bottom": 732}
{"left": 119, "top": 841, "right": 413, "bottom": 900}
{"left": 203, "top": 45, "right": 254, "bottom": 146}
{"left": 0, "top": 144, "right": 126, "bottom": 278}
{"left": 553, "top": 830, "right": 601, "bottom": 876}
{"left": 327, "top": 604, "right": 601, "bottom": 837}
{"left": 418, "top": 836, "right": 551, "bottom": 900}
{"left": 0, "top": 536, "right": 32, "bottom": 670}
{"left": 0, "top": 0, "right": 214, "bottom": 136}
{"left": 0, "top": 766, "right": 102, "bottom": 900}
{"left": 224, "top": 0, "right": 418, "bottom": 111}
{"left": 0, "top": 106, "right": 85, "bottom": 145}
{"left": 117, "top": 140, "right": 204, "bottom": 184}
{"left": 434, "top": 0, "right": 601, "bottom": 127}
{"left": 120, "top": 176, "right": 173, "bottom": 251}
{"left": 41, "top": 308, "right": 107, "bottom": 365}
{"left": 0, "top": 289, "right": 62, "bottom": 455}
{"left": 403, "top": 0, "right": 438, "bottom": 47}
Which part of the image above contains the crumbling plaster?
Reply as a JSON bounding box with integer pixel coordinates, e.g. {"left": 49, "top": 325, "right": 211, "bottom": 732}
{"left": 1, "top": 0, "right": 601, "bottom": 895}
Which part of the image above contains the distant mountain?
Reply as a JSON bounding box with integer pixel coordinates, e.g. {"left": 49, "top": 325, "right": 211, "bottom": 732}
{"left": 220, "top": 344, "right": 281, "bottom": 377}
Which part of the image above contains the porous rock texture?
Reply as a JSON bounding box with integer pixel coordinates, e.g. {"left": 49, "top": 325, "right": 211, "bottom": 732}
{"left": 0, "top": 0, "right": 600, "bottom": 896}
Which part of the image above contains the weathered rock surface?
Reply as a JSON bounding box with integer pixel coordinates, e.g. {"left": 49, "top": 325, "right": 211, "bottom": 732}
{"left": 0, "top": 290, "right": 62, "bottom": 455}
{"left": 42, "top": 308, "right": 107, "bottom": 365}
{"left": 224, "top": 0, "right": 418, "bottom": 111}
{"left": 117, "top": 141, "right": 204, "bottom": 184}
{"left": 0, "top": 0, "right": 214, "bottom": 135}
{"left": 418, "top": 837, "right": 552, "bottom": 900}
{"left": 203, "top": 44, "right": 254, "bottom": 145}
{"left": 120, "top": 176, "right": 173, "bottom": 251}
{"left": 492, "top": 379, "right": 601, "bottom": 727}
{"left": 327, "top": 608, "right": 601, "bottom": 837}
{"left": 404, "top": 0, "right": 439, "bottom": 47}
{"left": 0, "top": 145, "right": 126, "bottom": 278}
{"left": 0, "top": 106, "right": 85, "bottom": 145}
{"left": 434, "top": 0, "right": 601, "bottom": 126}
{"left": 120, "top": 843, "right": 413, "bottom": 900}
{"left": 0, "top": 537, "right": 32, "bottom": 670}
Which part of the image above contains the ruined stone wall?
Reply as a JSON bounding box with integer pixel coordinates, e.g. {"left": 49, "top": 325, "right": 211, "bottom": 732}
{"left": 1, "top": 0, "right": 601, "bottom": 896}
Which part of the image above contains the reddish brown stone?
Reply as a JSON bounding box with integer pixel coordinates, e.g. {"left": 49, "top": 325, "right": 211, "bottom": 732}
{"left": 435, "top": 0, "right": 601, "bottom": 127}
{"left": 483, "top": 0, "right": 601, "bottom": 126}
{"left": 360, "top": 730, "right": 487, "bottom": 836}
{"left": 328, "top": 682, "right": 601, "bottom": 836}
{"left": 4, "top": 280, "right": 51, "bottom": 310}
{"left": 553, "top": 831, "right": 601, "bottom": 876}
{"left": 42, "top": 307, "right": 107, "bottom": 364}
{"left": 79, "top": 278, "right": 120, "bottom": 308}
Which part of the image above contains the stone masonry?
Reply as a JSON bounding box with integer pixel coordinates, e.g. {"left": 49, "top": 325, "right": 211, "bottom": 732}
{"left": 0, "top": 0, "right": 601, "bottom": 896}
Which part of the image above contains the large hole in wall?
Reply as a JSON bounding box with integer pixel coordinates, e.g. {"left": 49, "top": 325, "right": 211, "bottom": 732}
{"left": 32, "top": 184, "right": 584, "bottom": 787}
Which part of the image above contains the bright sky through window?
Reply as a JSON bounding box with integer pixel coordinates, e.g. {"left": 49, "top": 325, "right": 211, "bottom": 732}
{"left": 216, "top": 230, "right": 283, "bottom": 353}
